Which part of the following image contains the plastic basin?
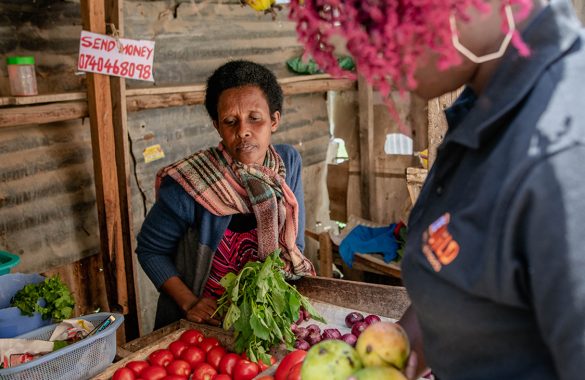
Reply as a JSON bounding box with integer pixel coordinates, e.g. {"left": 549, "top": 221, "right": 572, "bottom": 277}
{"left": 0, "top": 273, "right": 52, "bottom": 338}
{"left": 0, "top": 250, "right": 20, "bottom": 275}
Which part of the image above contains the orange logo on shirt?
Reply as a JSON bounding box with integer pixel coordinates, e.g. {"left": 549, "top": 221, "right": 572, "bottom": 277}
{"left": 421, "top": 213, "right": 460, "bottom": 272}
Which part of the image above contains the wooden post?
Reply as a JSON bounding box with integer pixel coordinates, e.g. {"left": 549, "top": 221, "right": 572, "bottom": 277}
{"left": 80, "top": 0, "right": 139, "bottom": 342}
{"left": 106, "top": 0, "right": 141, "bottom": 340}
{"left": 409, "top": 94, "right": 429, "bottom": 153}
{"left": 358, "top": 76, "right": 375, "bottom": 220}
{"left": 427, "top": 89, "right": 462, "bottom": 167}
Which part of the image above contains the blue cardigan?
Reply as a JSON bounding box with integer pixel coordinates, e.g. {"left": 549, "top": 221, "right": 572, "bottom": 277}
{"left": 136, "top": 144, "right": 305, "bottom": 327}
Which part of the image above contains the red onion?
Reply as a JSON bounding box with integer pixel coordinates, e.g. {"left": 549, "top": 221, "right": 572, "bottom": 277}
{"left": 323, "top": 328, "right": 341, "bottom": 339}
{"left": 341, "top": 333, "right": 358, "bottom": 347}
{"left": 321, "top": 328, "right": 341, "bottom": 341}
{"left": 294, "top": 326, "right": 309, "bottom": 341}
{"left": 344, "top": 312, "right": 364, "bottom": 328}
{"left": 290, "top": 323, "right": 298, "bottom": 333}
{"left": 303, "top": 308, "right": 311, "bottom": 321}
{"left": 351, "top": 321, "right": 368, "bottom": 337}
{"left": 306, "top": 331, "right": 322, "bottom": 346}
{"left": 364, "top": 314, "right": 382, "bottom": 326}
{"left": 294, "top": 339, "right": 310, "bottom": 351}
{"left": 306, "top": 324, "right": 321, "bottom": 335}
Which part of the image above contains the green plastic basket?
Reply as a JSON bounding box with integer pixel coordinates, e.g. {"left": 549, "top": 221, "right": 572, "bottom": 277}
{"left": 0, "top": 250, "right": 20, "bottom": 275}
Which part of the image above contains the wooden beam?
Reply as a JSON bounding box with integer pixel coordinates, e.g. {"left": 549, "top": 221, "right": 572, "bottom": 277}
{"left": 81, "top": 0, "right": 132, "bottom": 343}
{"left": 358, "top": 75, "right": 375, "bottom": 220}
{"left": 0, "top": 92, "right": 86, "bottom": 106}
{"left": 0, "top": 101, "right": 88, "bottom": 128}
{"left": 106, "top": 0, "right": 141, "bottom": 341}
{"left": 0, "top": 77, "right": 354, "bottom": 109}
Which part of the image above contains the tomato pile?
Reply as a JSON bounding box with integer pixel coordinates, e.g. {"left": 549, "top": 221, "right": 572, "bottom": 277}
{"left": 111, "top": 329, "right": 276, "bottom": 380}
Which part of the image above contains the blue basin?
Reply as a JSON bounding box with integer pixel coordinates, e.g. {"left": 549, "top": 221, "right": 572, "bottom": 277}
{"left": 0, "top": 273, "right": 52, "bottom": 338}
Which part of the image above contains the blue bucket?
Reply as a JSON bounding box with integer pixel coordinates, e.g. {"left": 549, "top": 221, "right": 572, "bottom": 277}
{"left": 0, "top": 273, "right": 52, "bottom": 338}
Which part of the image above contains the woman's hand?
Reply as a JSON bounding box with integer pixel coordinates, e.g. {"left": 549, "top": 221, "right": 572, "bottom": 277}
{"left": 185, "top": 297, "right": 222, "bottom": 326}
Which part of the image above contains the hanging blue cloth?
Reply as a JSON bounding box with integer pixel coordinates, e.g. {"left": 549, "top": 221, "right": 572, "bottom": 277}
{"left": 338, "top": 224, "right": 399, "bottom": 268}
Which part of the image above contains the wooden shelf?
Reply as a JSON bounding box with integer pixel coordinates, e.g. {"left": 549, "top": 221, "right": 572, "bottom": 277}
{"left": 0, "top": 75, "right": 355, "bottom": 128}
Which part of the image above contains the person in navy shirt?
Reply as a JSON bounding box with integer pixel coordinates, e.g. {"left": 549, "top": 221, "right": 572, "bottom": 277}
{"left": 292, "top": 0, "right": 585, "bottom": 378}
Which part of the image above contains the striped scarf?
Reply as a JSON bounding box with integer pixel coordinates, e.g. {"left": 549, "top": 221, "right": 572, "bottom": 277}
{"left": 156, "top": 143, "right": 315, "bottom": 278}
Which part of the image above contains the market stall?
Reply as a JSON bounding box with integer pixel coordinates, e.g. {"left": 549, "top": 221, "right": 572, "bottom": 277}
{"left": 0, "top": 0, "right": 433, "bottom": 375}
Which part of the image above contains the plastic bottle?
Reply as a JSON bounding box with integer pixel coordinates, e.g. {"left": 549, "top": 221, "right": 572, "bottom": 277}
{"left": 7, "top": 56, "right": 38, "bottom": 96}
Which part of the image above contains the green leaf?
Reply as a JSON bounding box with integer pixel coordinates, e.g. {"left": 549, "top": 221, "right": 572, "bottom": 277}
{"left": 223, "top": 303, "right": 241, "bottom": 331}
{"left": 271, "top": 287, "right": 286, "bottom": 314}
{"left": 219, "top": 272, "right": 237, "bottom": 291}
{"left": 288, "top": 291, "right": 301, "bottom": 319}
{"left": 250, "top": 311, "right": 270, "bottom": 341}
{"left": 300, "top": 297, "right": 326, "bottom": 323}
{"left": 10, "top": 275, "right": 74, "bottom": 322}
{"left": 216, "top": 248, "right": 326, "bottom": 364}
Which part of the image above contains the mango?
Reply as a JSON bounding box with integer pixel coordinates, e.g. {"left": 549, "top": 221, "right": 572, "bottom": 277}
{"left": 347, "top": 366, "right": 408, "bottom": 380}
{"left": 300, "top": 340, "right": 363, "bottom": 380}
{"left": 243, "top": 0, "right": 273, "bottom": 11}
{"left": 355, "top": 322, "right": 410, "bottom": 370}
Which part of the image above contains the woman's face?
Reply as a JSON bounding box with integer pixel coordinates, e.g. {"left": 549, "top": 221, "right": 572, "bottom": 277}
{"left": 412, "top": 1, "right": 507, "bottom": 99}
{"left": 214, "top": 85, "right": 280, "bottom": 165}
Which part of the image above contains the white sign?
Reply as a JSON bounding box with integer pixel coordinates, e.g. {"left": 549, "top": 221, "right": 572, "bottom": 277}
{"left": 77, "top": 30, "right": 155, "bottom": 82}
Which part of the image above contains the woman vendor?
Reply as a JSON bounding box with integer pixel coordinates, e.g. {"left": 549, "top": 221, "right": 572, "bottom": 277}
{"left": 136, "top": 60, "right": 315, "bottom": 329}
{"left": 290, "top": 0, "right": 585, "bottom": 379}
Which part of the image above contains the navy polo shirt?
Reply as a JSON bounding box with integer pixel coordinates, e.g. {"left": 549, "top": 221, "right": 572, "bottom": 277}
{"left": 401, "top": 1, "right": 585, "bottom": 379}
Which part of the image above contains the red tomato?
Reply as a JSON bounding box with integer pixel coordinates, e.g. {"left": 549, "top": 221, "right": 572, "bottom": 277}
{"left": 258, "top": 355, "right": 277, "bottom": 372}
{"left": 140, "top": 365, "right": 167, "bottom": 380}
{"left": 179, "top": 329, "right": 205, "bottom": 346}
{"left": 192, "top": 362, "right": 218, "bottom": 380}
{"left": 256, "top": 377, "right": 275, "bottom": 380}
{"left": 274, "top": 350, "right": 306, "bottom": 380}
{"left": 233, "top": 360, "right": 259, "bottom": 380}
{"left": 206, "top": 346, "right": 227, "bottom": 369}
{"left": 240, "top": 352, "right": 249, "bottom": 360}
{"left": 198, "top": 337, "right": 220, "bottom": 353}
{"left": 166, "top": 359, "right": 191, "bottom": 377}
{"left": 286, "top": 362, "right": 302, "bottom": 380}
{"left": 161, "top": 376, "right": 188, "bottom": 380}
{"left": 125, "top": 360, "right": 150, "bottom": 376}
{"left": 212, "top": 375, "right": 232, "bottom": 380}
{"left": 180, "top": 346, "right": 206, "bottom": 369}
{"left": 168, "top": 340, "right": 189, "bottom": 359}
{"left": 218, "top": 353, "right": 241, "bottom": 375}
{"left": 149, "top": 349, "right": 174, "bottom": 368}
{"left": 112, "top": 367, "right": 136, "bottom": 380}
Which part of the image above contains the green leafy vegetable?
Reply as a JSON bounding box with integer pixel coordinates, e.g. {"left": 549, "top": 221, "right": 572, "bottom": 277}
{"left": 10, "top": 275, "right": 75, "bottom": 322}
{"left": 215, "top": 250, "right": 325, "bottom": 365}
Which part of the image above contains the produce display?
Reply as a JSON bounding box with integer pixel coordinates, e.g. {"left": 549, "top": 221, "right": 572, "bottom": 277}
{"left": 104, "top": 259, "right": 411, "bottom": 380}
{"left": 274, "top": 321, "right": 410, "bottom": 380}
{"left": 292, "top": 310, "right": 383, "bottom": 350}
{"left": 111, "top": 328, "right": 268, "bottom": 380}
{"left": 215, "top": 250, "right": 325, "bottom": 365}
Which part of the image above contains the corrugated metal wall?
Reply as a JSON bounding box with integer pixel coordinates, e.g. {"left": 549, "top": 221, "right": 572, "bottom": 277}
{"left": 0, "top": 0, "right": 333, "bottom": 332}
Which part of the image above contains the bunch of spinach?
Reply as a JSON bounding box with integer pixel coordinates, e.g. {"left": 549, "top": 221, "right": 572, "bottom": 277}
{"left": 11, "top": 274, "right": 75, "bottom": 322}
{"left": 216, "top": 249, "right": 325, "bottom": 365}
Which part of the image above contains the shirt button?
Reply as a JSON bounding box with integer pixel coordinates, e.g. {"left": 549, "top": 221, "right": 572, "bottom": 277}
{"left": 436, "top": 185, "right": 443, "bottom": 195}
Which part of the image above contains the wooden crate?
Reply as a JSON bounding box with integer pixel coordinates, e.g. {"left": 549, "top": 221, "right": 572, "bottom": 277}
{"left": 94, "top": 276, "right": 410, "bottom": 379}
